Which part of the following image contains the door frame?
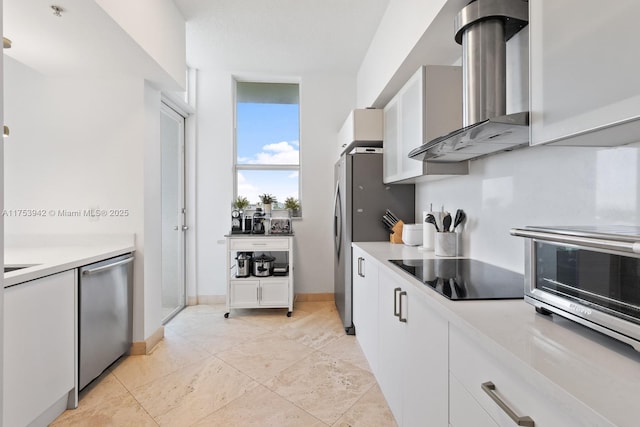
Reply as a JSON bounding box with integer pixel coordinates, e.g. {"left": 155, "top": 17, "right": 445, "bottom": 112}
{"left": 161, "top": 89, "right": 197, "bottom": 308}
{"left": 160, "top": 100, "right": 188, "bottom": 322}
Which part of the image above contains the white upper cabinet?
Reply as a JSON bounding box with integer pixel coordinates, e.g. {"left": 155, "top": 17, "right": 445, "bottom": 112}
{"left": 530, "top": 0, "right": 640, "bottom": 146}
{"left": 383, "top": 65, "right": 467, "bottom": 184}
{"left": 336, "top": 109, "right": 383, "bottom": 160}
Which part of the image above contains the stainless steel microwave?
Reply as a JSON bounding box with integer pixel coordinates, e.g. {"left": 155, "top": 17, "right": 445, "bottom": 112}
{"left": 511, "top": 226, "right": 640, "bottom": 352}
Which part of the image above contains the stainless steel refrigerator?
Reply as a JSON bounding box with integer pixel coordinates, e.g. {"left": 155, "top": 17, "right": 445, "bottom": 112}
{"left": 333, "top": 148, "right": 415, "bottom": 334}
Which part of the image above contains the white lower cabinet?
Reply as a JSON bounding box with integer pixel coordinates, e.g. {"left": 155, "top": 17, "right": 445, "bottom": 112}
{"left": 377, "top": 272, "right": 406, "bottom": 423}
{"left": 402, "top": 284, "right": 448, "bottom": 427}
{"left": 229, "top": 278, "right": 289, "bottom": 308}
{"left": 449, "top": 324, "right": 610, "bottom": 427}
{"left": 3, "top": 270, "right": 77, "bottom": 427}
{"left": 353, "top": 247, "right": 620, "bottom": 427}
{"left": 352, "top": 246, "right": 379, "bottom": 373}
{"left": 450, "top": 374, "right": 497, "bottom": 427}
{"left": 377, "top": 267, "right": 448, "bottom": 426}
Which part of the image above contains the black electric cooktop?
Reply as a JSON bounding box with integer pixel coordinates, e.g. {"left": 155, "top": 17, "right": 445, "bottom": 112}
{"left": 388, "top": 259, "right": 524, "bottom": 300}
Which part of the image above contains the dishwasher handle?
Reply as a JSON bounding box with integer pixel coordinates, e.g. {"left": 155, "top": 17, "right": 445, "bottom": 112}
{"left": 82, "top": 256, "right": 134, "bottom": 275}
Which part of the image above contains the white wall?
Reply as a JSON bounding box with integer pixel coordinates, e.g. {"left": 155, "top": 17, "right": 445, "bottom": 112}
{"left": 3, "top": 57, "right": 162, "bottom": 341}
{"left": 415, "top": 141, "right": 640, "bottom": 274}
{"left": 357, "top": 0, "right": 447, "bottom": 107}
{"left": 195, "top": 69, "right": 356, "bottom": 297}
{"left": 95, "top": 0, "right": 187, "bottom": 90}
{"left": 0, "top": 5, "right": 5, "bottom": 422}
{"left": 4, "top": 60, "right": 144, "bottom": 236}
{"left": 143, "top": 82, "right": 163, "bottom": 339}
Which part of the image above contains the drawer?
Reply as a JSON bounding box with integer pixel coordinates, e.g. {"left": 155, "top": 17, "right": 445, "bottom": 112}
{"left": 229, "top": 238, "right": 289, "bottom": 251}
{"left": 449, "top": 325, "right": 610, "bottom": 427}
{"left": 450, "top": 373, "right": 497, "bottom": 427}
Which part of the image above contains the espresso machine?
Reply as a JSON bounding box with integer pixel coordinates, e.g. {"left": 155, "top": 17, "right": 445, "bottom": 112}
{"left": 252, "top": 209, "right": 266, "bottom": 234}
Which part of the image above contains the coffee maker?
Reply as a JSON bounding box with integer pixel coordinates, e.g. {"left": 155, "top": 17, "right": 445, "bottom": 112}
{"left": 231, "top": 209, "right": 243, "bottom": 234}
{"left": 252, "top": 209, "right": 266, "bottom": 234}
{"left": 243, "top": 215, "right": 252, "bottom": 233}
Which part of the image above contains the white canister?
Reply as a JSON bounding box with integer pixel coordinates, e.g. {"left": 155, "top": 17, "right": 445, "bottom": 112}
{"left": 420, "top": 211, "right": 442, "bottom": 251}
{"left": 435, "top": 232, "right": 457, "bottom": 257}
{"left": 402, "top": 224, "right": 423, "bottom": 246}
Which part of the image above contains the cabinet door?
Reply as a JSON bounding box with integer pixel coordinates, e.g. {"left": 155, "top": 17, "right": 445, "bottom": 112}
{"left": 376, "top": 268, "right": 406, "bottom": 425}
{"left": 4, "top": 270, "right": 77, "bottom": 427}
{"left": 352, "top": 247, "right": 379, "bottom": 373}
{"left": 229, "top": 280, "right": 259, "bottom": 307}
{"left": 337, "top": 109, "right": 384, "bottom": 160}
{"left": 530, "top": 0, "right": 640, "bottom": 146}
{"left": 383, "top": 69, "right": 422, "bottom": 184}
{"left": 399, "top": 71, "right": 424, "bottom": 178}
{"left": 402, "top": 285, "right": 448, "bottom": 427}
{"left": 383, "top": 99, "right": 399, "bottom": 181}
{"left": 383, "top": 66, "right": 463, "bottom": 183}
{"left": 259, "top": 279, "right": 290, "bottom": 306}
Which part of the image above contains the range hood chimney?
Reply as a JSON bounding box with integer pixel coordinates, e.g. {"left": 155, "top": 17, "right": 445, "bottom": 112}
{"left": 409, "top": 0, "right": 529, "bottom": 163}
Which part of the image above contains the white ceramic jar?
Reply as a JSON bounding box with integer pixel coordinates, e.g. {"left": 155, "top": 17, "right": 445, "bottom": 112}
{"left": 402, "top": 224, "right": 424, "bottom": 246}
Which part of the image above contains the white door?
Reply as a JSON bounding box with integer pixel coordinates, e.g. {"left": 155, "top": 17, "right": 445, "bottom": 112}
{"left": 160, "top": 103, "right": 186, "bottom": 323}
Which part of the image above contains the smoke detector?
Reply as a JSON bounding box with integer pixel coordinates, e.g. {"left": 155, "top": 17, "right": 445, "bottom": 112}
{"left": 51, "top": 5, "right": 65, "bottom": 17}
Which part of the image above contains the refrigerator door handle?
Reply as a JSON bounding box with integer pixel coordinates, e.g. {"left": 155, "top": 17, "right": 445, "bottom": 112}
{"left": 333, "top": 181, "right": 342, "bottom": 258}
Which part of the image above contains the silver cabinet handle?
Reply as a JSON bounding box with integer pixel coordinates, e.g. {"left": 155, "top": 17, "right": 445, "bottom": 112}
{"left": 393, "top": 287, "right": 401, "bottom": 317}
{"left": 82, "top": 256, "right": 134, "bottom": 275}
{"left": 481, "top": 382, "right": 534, "bottom": 427}
{"left": 398, "top": 291, "right": 407, "bottom": 323}
{"left": 174, "top": 226, "right": 179, "bottom": 230}
{"left": 357, "top": 257, "right": 365, "bottom": 277}
{"left": 182, "top": 225, "right": 189, "bottom": 231}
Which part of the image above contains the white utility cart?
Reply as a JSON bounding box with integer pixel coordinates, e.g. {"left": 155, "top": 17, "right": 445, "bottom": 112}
{"left": 224, "top": 234, "right": 294, "bottom": 318}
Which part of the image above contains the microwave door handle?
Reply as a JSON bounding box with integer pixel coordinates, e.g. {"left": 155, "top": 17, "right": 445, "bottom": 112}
{"left": 511, "top": 229, "right": 640, "bottom": 255}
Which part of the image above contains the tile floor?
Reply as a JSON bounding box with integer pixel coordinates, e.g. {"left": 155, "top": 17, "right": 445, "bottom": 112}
{"left": 52, "top": 301, "right": 397, "bottom": 426}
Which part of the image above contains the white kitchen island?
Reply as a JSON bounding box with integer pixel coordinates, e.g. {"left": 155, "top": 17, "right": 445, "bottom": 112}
{"left": 353, "top": 242, "right": 640, "bottom": 427}
{"left": 3, "top": 234, "right": 135, "bottom": 427}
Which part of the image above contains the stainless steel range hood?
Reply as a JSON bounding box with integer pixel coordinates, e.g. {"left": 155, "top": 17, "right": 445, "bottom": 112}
{"left": 409, "top": 0, "right": 529, "bottom": 163}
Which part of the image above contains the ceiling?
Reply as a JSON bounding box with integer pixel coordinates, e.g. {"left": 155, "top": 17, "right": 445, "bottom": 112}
{"left": 3, "top": 0, "right": 390, "bottom": 87}
{"left": 3, "top": 0, "right": 180, "bottom": 89}
{"left": 173, "top": 0, "right": 391, "bottom": 75}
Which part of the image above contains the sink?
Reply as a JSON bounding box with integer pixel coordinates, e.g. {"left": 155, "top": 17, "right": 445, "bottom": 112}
{"left": 4, "top": 264, "right": 38, "bottom": 273}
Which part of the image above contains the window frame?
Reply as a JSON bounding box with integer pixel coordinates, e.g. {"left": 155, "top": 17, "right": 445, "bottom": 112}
{"left": 233, "top": 78, "right": 302, "bottom": 216}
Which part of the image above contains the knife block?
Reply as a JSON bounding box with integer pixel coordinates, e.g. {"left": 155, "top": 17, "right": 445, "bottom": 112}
{"left": 390, "top": 220, "right": 404, "bottom": 244}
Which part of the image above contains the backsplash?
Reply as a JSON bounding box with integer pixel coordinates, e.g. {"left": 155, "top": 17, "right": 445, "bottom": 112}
{"left": 415, "top": 140, "right": 640, "bottom": 273}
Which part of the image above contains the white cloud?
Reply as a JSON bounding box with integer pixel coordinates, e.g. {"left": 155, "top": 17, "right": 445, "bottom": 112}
{"left": 288, "top": 171, "right": 299, "bottom": 179}
{"left": 237, "top": 172, "right": 259, "bottom": 203}
{"left": 247, "top": 140, "right": 299, "bottom": 165}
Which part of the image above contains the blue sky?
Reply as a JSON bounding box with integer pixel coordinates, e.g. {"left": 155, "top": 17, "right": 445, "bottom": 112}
{"left": 236, "top": 102, "right": 300, "bottom": 206}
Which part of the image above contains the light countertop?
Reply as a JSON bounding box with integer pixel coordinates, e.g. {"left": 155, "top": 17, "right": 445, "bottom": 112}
{"left": 355, "top": 241, "right": 640, "bottom": 427}
{"left": 225, "top": 233, "right": 294, "bottom": 237}
{"left": 4, "top": 234, "right": 136, "bottom": 288}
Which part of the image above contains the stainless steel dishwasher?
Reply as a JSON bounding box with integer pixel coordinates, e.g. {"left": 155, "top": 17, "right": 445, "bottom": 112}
{"left": 79, "top": 253, "right": 134, "bottom": 390}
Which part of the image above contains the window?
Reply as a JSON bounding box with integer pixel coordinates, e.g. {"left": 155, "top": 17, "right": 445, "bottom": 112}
{"left": 235, "top": 81, "right": 300, "bottom": 215}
